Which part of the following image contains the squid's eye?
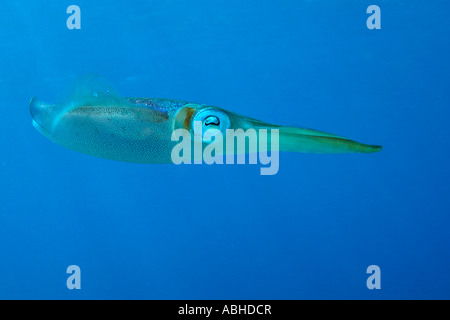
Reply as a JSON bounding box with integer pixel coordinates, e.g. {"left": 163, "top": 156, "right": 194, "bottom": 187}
{"left": 191, "top": 107, "right": 231, "bottom": 143}
{"left": 204, "top": 116, "right": 220, "bottom": 126}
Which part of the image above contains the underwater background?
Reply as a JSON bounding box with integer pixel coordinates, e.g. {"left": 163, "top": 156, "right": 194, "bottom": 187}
{"left": 0, "top": 0, "right": 449, "bottom": 299}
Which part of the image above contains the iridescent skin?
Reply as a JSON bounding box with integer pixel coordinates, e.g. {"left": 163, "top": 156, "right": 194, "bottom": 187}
{"left": 30, "top": 93, "right": 382, "bottom": 163}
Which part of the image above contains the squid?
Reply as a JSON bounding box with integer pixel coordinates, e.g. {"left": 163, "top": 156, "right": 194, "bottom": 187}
{"left": 29, "top": 77, "right": 382, "bottom": 164}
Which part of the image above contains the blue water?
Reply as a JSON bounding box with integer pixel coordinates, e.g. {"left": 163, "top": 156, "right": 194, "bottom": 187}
{"left": 0, "top": 0, "right": 449, "bottom": 299}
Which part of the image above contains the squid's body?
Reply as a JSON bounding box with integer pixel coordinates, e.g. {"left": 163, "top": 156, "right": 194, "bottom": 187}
{"left": 30, "top": 78, "right": 381, "bottom": 163}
